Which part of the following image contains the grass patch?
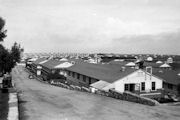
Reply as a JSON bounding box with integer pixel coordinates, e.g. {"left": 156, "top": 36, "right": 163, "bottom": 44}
{"left": 0, "top": 91, "right": 9, "bottom": 120}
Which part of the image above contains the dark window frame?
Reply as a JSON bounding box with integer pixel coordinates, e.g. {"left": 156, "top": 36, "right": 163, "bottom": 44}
{"left": 88, "top": 77, "right": 92, "bottom": 84}
{"left": 141, "top": 82, "right": 145, "bottom": 91}
{"left": 72, "top": 72, "right": 75, "bottom": 78}
{"left": 77, "top": 73, "right": 80, "bottom": 79}
{"left": 83, "top": 75, "right": 86, "bottom": 82}
{"left": 124, "top": 84, "right": 129, "bottom": 91}
{"left": 152, "top": 82, "right": 156, "bottom": 91}
{"left": 167, "top": 83, "right": 173, "bottom": 90}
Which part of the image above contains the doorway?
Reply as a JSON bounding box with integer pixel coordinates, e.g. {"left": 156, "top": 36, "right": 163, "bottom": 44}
{"left": 124, "top": 84, "right": 135, "bottom": 92}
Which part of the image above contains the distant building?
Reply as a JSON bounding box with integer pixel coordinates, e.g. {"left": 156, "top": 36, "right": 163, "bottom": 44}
{"left": 156, "top": 61, "right": 163, "bottom": 64}
{"left": 146, "top": 57, "right": 153, "bottom": 62}
{"left": 167, "top": 57, "right": 173, "bottom": 63}
{"left": 160, "top": 63, "right": 171, "bottom": 69}
{"left": 31, "top": 59, "right": 73, "bottom": 81}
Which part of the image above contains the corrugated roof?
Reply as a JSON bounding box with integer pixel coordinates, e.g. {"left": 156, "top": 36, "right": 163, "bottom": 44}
{"left": 66, "top": 62, "right": 136, "bottom": 83}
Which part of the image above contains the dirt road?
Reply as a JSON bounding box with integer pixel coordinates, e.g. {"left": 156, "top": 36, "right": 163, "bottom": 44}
{"left": 12, "top": 66, "right": 180, "bottom": 120}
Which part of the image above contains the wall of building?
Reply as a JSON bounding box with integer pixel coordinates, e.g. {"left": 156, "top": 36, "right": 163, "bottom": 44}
{"left": 163, "top": 82, "right": 178, "bottom": 95}
{"left": 114, "top": 70, "right": 163, "bottom": 93}
{"left": 66, "top": 71, "right": 99, "bottom": 87}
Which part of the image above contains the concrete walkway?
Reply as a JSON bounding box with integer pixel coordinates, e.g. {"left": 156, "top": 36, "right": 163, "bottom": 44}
{"left": 8, "top": 92, "right": 19, "bottom": 120}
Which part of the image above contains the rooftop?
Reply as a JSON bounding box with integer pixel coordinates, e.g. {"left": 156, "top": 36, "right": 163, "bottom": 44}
{"left": 41, "top": 59, "right": 65, "bottom": 69}
{"left": 32, "top": 57, "right": 47, "bottom": 65}
{"left": 66, "top": 62, "right": 136, "bottom": 83}
{"left": 152, "top": 68, "right": 180, "bottom": 85}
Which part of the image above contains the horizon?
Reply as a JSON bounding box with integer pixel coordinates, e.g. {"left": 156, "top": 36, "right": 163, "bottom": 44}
{"left": 0, "top": 0, "right": 180, "bottom": 54}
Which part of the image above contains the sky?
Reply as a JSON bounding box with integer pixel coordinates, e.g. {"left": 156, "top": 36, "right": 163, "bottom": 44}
{"left": 0, "top": 0, "right": 180, "bottom": 54}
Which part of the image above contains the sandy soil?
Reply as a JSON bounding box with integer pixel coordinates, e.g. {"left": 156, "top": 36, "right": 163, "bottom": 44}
{"left": 12, "top": 66, "right": 180, "bottom": 120}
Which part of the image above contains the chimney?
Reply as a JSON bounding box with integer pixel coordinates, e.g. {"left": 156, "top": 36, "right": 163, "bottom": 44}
{"left": 145, "top": 66, "right": 152, "bottom": 80}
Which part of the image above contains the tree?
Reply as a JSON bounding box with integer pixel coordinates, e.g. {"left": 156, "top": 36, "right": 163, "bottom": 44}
{"left": 0, "top": 16, "right": 23, "bottom": 73}
{"left": 10, "top": 42, "right": 24, "bottom": 64}
{"left": 0, "top": 44, "right": 14, "bottom": 73}
{"left": 0, "top": 17, "right": 7, "bottom": 42}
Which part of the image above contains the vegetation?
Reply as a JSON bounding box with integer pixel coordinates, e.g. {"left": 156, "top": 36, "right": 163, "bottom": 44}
{"left": 0, "top": 17, "right": 7, "bottom": 42}
{"left": 0, "top": 17, "right": 23, "bottom": 73}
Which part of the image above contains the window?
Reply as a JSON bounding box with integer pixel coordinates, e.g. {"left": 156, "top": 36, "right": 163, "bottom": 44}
{"left": 72, "top": 72, "right": 75, "bottom": 78}
{"left": 152, "top": 82, "right": 156, "bottom": 90}
{"left": 83, "top": 75, "right": 86, "bottom": 82}
{"left": 89, "top": 77, "right": 92, "bottom": 84}
{"left": 167, "top": 83, "right": 173, "bottom": 90}
{"left": 124, "top": 84, "right": 129, "bottom": 91}
{"left": 77, "top": 73, "right": 80, "bottom": 79}
{"left": 141, "top": 82, "right": 145, "bottom": 91}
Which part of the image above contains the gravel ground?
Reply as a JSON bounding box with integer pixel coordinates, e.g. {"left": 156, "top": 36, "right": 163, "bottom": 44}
{"left": 12, "top": 66, "right": 180, "bottom": 120}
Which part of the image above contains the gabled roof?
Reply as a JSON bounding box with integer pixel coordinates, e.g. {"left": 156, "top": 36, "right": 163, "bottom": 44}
{"left": 147, "top": 57, "right": 153, "bottom": 61}
{"left": 156, "top": 61, "right": 163, "bottom": 64}
{"left": 54, "top": 62, "right": 73, "bottom": 68}
{"left": 29, "top": 58, "right": 38, "bottom": 62}
{"left": 41, "top": 59, "right": 64, "bottom": 69}
{"left": 32, "top": 58, "right": 47, "bottom": 65}
{"left": 160, "top": 63, "right": 171, "bottom": 68}
{"left": 152, "top": 68, "right": 180, "bottom": 85}
{"left": 66, "top": 62, "right": 136, "bottom": 83}
{"left": 60, "top": 58, "right": 68, "bottom": 61}
{"left": 125, "top": 62, "right": 135, "bottom": 66}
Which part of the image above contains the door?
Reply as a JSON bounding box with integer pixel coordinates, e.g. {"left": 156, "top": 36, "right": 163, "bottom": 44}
{"left": 129, "top": 84, "right": 135, "bottom": 92}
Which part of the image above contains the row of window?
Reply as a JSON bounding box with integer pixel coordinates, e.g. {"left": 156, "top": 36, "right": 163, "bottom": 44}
{"left": 67, "top": 71, "right": 93, "bottom": 84}
{"left": 142, "top": 82, "right": 156, "bottom": 91}
{"left": 167, "top": 83, "right": 173, "bottom": 90}
{"left": 124, "top": 82, "right": 156, "bottom": 91}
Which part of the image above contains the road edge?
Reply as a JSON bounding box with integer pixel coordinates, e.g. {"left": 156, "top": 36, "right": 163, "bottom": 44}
{"left": 8, "top": 92, "right": 19, "bottom": 120}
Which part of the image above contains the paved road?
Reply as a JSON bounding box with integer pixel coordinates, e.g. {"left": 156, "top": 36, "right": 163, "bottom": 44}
{"left": 12, "top": 66, "right": 180, "bottom": 120}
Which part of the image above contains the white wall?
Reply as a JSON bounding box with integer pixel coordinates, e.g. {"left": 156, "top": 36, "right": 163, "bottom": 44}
{"left": 114, "top": 70, "right": 163, "bottom": 93}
